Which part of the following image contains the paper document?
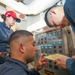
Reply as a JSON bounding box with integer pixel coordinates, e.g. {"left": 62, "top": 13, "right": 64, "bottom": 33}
{"left": 44, "top": 53, "right": 67, "bottom": 61}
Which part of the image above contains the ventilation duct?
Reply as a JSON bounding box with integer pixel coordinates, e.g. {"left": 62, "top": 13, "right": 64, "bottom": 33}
{"left": 0, "top": 0, "right": 60, "bottom": 15}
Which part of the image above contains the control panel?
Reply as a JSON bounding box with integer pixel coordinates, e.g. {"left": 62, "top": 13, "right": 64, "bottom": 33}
{"left": 35, "top": 28, "right": 72, "bottom": 75}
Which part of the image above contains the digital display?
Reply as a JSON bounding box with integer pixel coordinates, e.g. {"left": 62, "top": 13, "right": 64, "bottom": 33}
{"left": 44, "top": 34, "right": 46, "bottom": 37}
{"left": 58, "top": 31, "right": 61, "bottom": 35}
{"left": 53, "top": 32, "right": 56, "bottom": 36}
{"left": 49, "top": 46, "right": 52, "bottom": 49}
{"left": 52, "top": 42, "right": 56, "bottom": 45}
{"left": 45, "top": 46, "right": 47, "bottom": 49}
{"left": 48, "top": 34, "right": 51, "bottom": 36}
{"left": 58, "top": 41, "right": 62, "bottom": 44}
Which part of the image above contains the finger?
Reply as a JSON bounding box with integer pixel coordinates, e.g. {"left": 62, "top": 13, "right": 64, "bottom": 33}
{"left": 72, "top": 55, "right": 75, "bottom": 58}
{"left": 40, "top": 53, "right": 47, "bottom": 59}
{"left": 41, "top": 58, "right": 48, "bottom": 62}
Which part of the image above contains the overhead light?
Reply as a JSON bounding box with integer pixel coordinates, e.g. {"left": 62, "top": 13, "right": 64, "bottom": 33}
{"left": 27, "top": 19, "right": 47, "bottom": 32}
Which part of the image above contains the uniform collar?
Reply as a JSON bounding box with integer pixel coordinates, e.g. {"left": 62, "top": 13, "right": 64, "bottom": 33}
{"left": 6, "top": 57, "right": 29, "bottom": 73}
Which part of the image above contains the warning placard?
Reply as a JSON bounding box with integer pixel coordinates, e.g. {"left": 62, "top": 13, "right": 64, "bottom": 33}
{"left": 44, "top": 70, "right": 55, "bottom": 75}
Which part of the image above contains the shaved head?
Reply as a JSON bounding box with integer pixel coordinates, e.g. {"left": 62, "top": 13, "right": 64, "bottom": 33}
{"left": 9, "top": 30, "right": 33, "bottom": 57}
{"left": 45, "top": 5, "right": 70, "bottom": 28}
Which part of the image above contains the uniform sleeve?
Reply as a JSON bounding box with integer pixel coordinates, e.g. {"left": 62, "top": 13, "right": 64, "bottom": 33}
{"left": 68, "top": 0, "right": 75, "bottom": 23}
{"left": 66, "top": 58, "right": 75, "bottom": 75}
{"left": 29, "top": 68, "right": 40, "bottom": 75}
